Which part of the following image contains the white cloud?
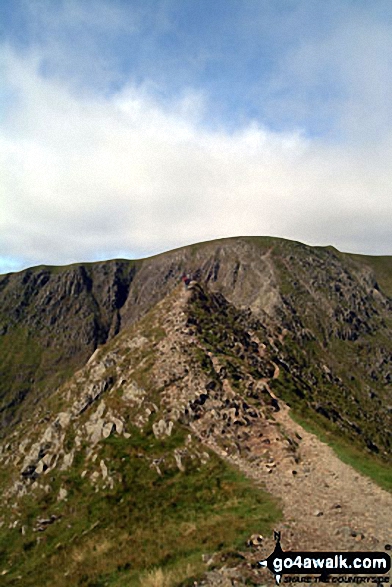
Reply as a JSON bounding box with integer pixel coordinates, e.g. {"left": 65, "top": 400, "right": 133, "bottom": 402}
{"left": 261, "top": 5, "right": 392, "bottom": 143}
{"left": 1, "top": 44, "right": 392, "bottom": 274}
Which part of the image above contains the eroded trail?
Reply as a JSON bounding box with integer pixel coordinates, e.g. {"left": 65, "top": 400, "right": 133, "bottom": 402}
{"left": 208, "top": 404, "right": 392, "bottom": 584}
{"left": 265, "top": 406, "right": 391, "bottom": 551}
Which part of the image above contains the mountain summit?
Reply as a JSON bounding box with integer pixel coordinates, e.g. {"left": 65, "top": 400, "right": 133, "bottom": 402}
{"left": 0, "top": 237, "right": 391, "bottom": 585}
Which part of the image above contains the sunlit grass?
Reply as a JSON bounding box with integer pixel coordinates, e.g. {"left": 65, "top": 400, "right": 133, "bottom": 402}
{"left": 0, "top": 423, "right": 281, "bottom": 587}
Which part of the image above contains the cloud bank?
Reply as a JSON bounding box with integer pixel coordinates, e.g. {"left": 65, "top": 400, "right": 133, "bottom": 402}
{"left": 1, "top": 1, "right": 392, "bottom": 273}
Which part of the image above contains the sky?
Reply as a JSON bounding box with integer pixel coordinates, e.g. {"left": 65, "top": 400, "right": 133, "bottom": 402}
{"left": 1, "top": 0, "right": 392, "bottom": 274}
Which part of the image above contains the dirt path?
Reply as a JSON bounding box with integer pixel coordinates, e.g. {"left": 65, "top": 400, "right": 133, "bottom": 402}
{"left": 264, "top": 405, "right": 391, "bottom": 551}
{"left": 208, "top": 404, "right": 391, "bottom": 584}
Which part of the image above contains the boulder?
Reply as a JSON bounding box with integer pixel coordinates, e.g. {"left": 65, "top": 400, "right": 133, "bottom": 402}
{"left": 61, "top": 451, "right": 74, "bottom": 471}
{"left": 152, "top": 419, "right": 173, "bottom": 438}
{"left": 246, "top": 533, "right": 264, "bottom": 547}
{"left": 111, "top": 416, "right": 124, "bottom": 435}
{"left": 55, "top": 412, "right": 71, "bottom": 430}
{"left": 58, "top": 487, "right": 67, "bottom": 501}
{"left": 102, "top": 422, "right": 114, "bottom": 439}
{"left": 100, "top": 460, "right": 108, "bottom": 480}
{"left": 86, "top": 419, "right": 105, "bottom": 445}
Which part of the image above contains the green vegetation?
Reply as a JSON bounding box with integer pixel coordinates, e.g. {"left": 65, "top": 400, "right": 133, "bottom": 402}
{"left": 0, "top": 423, "right": 281, "bottom": 587}
{"left": 29, "top": 258, "right": 140, "bottom": 276}
{"left": 2, "top": 237, "right": 392, "bottom": 587}
{"left": 0, "top": 327, "right": 74, "bottom": 427}
{"left": 241, "top": 235, "right": 305, "bottom": 251}
{"left": 186, "top": 286, "right": 265, "bottom": 396}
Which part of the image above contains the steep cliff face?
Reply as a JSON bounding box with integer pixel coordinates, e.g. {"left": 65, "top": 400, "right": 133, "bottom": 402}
{"left": 1, "top": 236, "right": 391, "bottom": 461}
{"left": 0, "top": 260, "right": 138, "bottom": 431}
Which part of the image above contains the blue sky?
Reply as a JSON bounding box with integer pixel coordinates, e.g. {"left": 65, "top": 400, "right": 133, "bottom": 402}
{"left": 1, "top": 0, "right": 392, "bottom": 273}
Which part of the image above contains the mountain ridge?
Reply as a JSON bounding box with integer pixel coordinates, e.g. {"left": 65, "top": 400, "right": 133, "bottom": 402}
{"left": 1, "top": 236, "right": 391, "bottom": 463}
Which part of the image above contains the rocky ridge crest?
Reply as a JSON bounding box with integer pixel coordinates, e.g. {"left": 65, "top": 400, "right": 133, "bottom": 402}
{"left": 0, "top": 282, "right": 288, "bottom": 505}
{"left": 1, "top": 238, "right": 392, "bottom": 467}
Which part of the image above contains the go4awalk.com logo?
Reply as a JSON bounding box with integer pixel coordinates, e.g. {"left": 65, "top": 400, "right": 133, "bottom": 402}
{"left": 258, "top": 532, "right": 391, "bottom": 584}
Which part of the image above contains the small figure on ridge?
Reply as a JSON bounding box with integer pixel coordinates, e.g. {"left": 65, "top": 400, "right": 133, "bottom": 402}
{"left": 182, "top": 273, "right": 191, "bottom": 289}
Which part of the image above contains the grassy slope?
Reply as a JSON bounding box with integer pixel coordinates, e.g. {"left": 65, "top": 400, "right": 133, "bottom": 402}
{"left": 0, "top": 424, "right": 281, "bottom": 587}
{"left": 270, "top": 341, "right": 392, "bottom": 492}
{"left": 0, "top": 327, "right": 80, "bottom": 426}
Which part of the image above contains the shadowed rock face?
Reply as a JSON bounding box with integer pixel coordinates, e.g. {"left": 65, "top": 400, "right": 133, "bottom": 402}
{"left": 0, "top": 236, "right": 391, "bottom": 460}
{"left": 0, "top": 260, "right": 138, "bottom": 431}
